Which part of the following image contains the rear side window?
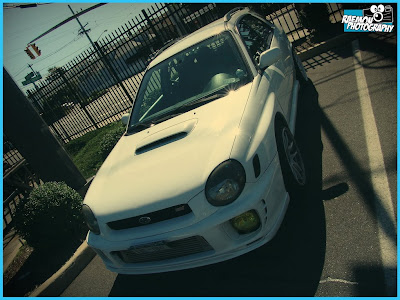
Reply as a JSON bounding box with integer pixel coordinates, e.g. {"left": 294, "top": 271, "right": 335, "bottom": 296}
{"left": 237, "top": 15, "right": 273, "bottom": 64}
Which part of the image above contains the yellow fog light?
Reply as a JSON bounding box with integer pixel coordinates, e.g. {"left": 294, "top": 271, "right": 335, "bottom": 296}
{"left": 230, "top": 210, "right": 260, "bottom": 234}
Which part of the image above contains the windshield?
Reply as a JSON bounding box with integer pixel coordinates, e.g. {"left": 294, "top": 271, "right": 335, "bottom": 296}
{"left": 128, "top": 31, "right": 250, "bottom": 130}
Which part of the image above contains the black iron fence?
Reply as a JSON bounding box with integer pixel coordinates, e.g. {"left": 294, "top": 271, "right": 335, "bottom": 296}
{"left": 26, "top": 3, "right": 343, "bottom": 144}
{"left": 3, "top": 135, "right": 41, "bottom": 233}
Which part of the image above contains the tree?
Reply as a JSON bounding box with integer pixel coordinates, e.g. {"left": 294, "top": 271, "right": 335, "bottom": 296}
{"left": 46, "top": 66, "right": 63, "bottom": 82}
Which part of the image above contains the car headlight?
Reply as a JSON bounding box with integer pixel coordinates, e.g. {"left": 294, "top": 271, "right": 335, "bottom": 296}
{"left": 205, "top": 159, "right": 246, "bottom": 206}
{"left": 82, "top": 204, "right": 100, "bottom": 235}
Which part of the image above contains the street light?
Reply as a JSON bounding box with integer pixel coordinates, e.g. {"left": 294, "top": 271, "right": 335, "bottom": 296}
{"left": 96, "top": 30, "right": 108, "bottom": 42}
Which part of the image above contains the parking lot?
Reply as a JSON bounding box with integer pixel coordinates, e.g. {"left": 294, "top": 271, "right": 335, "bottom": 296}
{"left": 60, "top": 33, "right": 396, "bottom": 297}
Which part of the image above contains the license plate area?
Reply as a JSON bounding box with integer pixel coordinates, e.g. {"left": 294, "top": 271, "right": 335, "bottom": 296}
{"left": 128, "top": 241, "right": 170, "bottom": 255}
{"left": 115, "top": 236, "right": 213, "bottom": 263}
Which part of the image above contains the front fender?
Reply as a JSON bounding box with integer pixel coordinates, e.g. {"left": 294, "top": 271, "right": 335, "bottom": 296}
{"left": 230, "top": 77, "right": 283, "bottom": 182}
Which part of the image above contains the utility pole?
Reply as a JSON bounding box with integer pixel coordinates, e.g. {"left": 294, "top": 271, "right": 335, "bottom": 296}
{"left": 68, "top": 4, "right": 134, "bottom": 104}
{"left": 68, "top": 5, "right": 96, "bottom": 49}
{"left": 27, "top": 64, "right": 36, "bottom": 74}
{"left": 28, "top": 64, "right": 39, "bottom": 89}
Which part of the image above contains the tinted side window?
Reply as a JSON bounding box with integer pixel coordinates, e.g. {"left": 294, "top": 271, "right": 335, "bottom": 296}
{"left": 237, "top": 16, "right": 273, "bottom": 64}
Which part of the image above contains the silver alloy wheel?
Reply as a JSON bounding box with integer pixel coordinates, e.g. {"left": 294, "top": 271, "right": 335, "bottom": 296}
{"left": 282, "top": 127, "right": 306, "bottom": 186}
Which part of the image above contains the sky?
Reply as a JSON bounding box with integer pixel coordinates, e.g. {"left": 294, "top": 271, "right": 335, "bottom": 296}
{"left": 3, "top": 2, "right": 155, "bottom": 92}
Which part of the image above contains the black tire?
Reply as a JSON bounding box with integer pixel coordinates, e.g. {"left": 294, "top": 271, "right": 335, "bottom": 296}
{"left": 275, "top": 117, "right": 306, "bottom": 194}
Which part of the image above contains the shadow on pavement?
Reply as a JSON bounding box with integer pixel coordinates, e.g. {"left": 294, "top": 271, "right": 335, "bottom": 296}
{"left": 353, "top": 264, "right": 388, "bottom": 296}
{"left": 303, "top": 33, "right": 396, "bottom": 88}
{"left": 109, "top": 80, "right": 327, "bottom": 297}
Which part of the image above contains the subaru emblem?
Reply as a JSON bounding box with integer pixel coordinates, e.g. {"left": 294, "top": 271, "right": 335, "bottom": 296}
{"left": 139, "top": 216, "right": 151, "bottom": 225}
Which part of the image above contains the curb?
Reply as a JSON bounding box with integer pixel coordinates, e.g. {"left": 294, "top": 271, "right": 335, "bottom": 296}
{"left": 27, "top": 32, "right": 360, "bottom": 297}
{"left": 29, "top": 242, "right": 96, "bottom": 297}
{"left": 297, "top": 32, "right": 361, "bottom": 61}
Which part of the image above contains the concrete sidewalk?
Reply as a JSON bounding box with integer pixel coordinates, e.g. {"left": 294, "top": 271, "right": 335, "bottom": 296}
{"left": 3, "top": 30, "right": 360, "bottom": 297}
{"left": 3, "top": 229, "right": 24, "bottom": 272}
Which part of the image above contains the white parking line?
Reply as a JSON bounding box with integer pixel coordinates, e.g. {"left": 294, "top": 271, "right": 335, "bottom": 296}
{"left": 352, "top": 39, "right": 397, "bottom": 296}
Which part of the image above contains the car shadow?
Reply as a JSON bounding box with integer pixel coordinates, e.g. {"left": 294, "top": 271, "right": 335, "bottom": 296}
{"left": 108, "top": 79, "right": 326, "bottom": 297}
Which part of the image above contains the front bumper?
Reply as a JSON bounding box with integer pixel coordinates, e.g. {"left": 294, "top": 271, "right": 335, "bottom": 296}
{"left": 87, "top": 155, "right": 289, "bottom": 274}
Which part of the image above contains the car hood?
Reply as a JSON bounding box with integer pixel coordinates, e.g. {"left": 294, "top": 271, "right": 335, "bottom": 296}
{"left": 84, "top": 83, "right": 252, "bottom": 222}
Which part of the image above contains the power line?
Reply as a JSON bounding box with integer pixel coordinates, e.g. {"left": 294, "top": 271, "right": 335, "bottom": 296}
{"left": 6, "top": 27, "right": 81, "bottom": 57}
{"left": 50, "top": 44, "right": 91, "bottom": 66}
{"left": 29, "top": 3, "right": 107, "bottom": 44}
{"left": 13, "top": 65, "right": 29, "bottom": 78}
{"left": 11, "top": 3, "right": 106, "bottom": 83}
{"left": 14, "top": 42, "right": 85, "bottom": 81}
{"left": 3, "top": 3, "right": 52, "bottom": 9}
{"left": 37, "top": 43, "right": 91, "bottom": 73}
{"left": 36, "top": 37, "right": 81, "bottom": 61}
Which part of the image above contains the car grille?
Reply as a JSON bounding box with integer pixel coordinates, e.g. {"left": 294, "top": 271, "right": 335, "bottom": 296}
{"left": 107, "top": 204, "right": 192, "bottom": 230}
{"left": 114, "top": 236, "right": 213, "bottom": 263}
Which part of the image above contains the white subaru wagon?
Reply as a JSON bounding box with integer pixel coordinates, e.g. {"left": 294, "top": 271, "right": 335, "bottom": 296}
{"left": 82, "top": 7, "right": 308, "bottom": 274}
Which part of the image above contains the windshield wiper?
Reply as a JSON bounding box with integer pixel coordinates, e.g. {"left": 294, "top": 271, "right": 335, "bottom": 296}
{"left": 177, "top": 92, "right": 226, "bottom": 112}
{"left": 148, "top": 93, "right": 226, "bottom": 126}
{"left": 127, "top": 92, "right": 227, "bottom": 134}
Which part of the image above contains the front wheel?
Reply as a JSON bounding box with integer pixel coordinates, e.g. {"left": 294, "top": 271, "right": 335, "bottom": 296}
{"left": 276, "top": 119, "right": 306, "bottom": 193}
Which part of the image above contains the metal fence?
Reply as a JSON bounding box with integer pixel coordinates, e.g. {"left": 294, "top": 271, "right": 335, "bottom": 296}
{"left": 3, "top": 135, "right": 41, "bottom": 233}
{"left": 26, "top": 3, "right": 343, "bottom": 144}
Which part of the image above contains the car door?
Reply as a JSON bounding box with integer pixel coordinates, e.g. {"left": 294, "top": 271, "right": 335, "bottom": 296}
{"left": 237, "top": 15, "right": 293, "bottom": 120}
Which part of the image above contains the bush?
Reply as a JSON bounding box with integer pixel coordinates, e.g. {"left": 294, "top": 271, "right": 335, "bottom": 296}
{"left": 14, "top": 182, "right": 85, "bottom": 250}
{"left": 98, "top": 125, "right": 126, "bottom": 159}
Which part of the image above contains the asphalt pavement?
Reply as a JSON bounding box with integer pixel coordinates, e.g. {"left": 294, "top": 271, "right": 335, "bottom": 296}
{"left": 13, "top": 31, "right": 393, "bottom": 297}
{"left": 304, "top": 32, "right": 397, "bottom": 296}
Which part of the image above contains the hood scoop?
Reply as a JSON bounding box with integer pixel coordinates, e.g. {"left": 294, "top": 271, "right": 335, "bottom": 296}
{"left": 135, "top": 119, "right": 197, "bottom": 155}
{"left": 136, "top": 132, "right": 187, "bottom": 155}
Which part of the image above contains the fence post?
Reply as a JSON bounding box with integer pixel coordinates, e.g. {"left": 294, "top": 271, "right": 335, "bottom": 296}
{"left": 31, "top": 83, "right": 72, "bottom": 143}
{"left": 57, "top": 68, "right": 99, "bottom": 129}
{"left": 142, "top": 9, "right": 164, "bottom": 47}
{"left": 94, "top": 41, "right": 135, "bottom": 104}
{"left": 166, "top": 4, "right": 188, "bottom": 37}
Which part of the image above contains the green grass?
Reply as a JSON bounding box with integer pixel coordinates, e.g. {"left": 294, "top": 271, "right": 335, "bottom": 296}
{"left": 65, "top": 121, "right": 125, "bottom": 179}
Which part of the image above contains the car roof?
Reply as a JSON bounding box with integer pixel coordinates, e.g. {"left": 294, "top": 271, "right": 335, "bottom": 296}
{"left": 148, "top": 7, "right": 251, "bottom": 68}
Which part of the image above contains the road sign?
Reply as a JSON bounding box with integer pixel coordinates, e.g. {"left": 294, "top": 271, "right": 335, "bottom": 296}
{"left": 22, "top": 71, "right": 42, "bottom": 86}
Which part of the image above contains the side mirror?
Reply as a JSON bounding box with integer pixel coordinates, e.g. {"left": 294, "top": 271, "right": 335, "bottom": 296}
{"left": 258, "top": 47, "right": 282, "bottom": 70}
{"left": 121, "top": 113, "right": 130, "bottom": 125}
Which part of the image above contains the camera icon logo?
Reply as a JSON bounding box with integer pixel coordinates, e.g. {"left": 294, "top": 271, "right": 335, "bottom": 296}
{"left": 363, "top": 4, "right": 394, "bottom": 23}
{"left": 370, "top": 4, "right": 385, "bottom": 22}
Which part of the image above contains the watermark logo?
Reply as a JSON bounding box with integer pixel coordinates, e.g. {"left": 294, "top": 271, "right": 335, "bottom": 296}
{"left": 342, "top": 4, "right": 394, "bottom": 33}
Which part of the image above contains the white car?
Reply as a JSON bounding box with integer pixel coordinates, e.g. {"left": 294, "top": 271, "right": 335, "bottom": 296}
{"left": 82, "top": 7, "right": 308, "bottom": 274}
